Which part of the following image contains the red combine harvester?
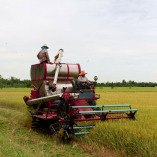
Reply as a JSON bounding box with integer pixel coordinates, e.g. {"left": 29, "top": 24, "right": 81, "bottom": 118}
{"left": 23, "top": 50, "right": 137, "bottom": 140}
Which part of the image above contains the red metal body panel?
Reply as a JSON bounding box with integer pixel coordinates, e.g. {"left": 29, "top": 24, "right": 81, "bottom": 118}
{"left": 72, "top": 100, "right": 94, "bottom": 112}
{"left": 74, "top": 116, "right": 131, "bottom": 121}
{"left": 67, "top": 64, "right": 70, "bottom": 80}
{"left": 43, "top": 62, "right": 47, "bottom": 79}
{"left": 32, "top": 113, "right": 57, "bottom": 120}
{"left": 77, "top": 64, "right": 81, "bottom": 74}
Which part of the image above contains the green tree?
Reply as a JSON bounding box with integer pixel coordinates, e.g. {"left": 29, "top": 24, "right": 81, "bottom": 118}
{"left": 94, "top": 76, "right": 98, "bottom": 82}
{"left": 0, "top": 75, "right": 3, "bottom": 88}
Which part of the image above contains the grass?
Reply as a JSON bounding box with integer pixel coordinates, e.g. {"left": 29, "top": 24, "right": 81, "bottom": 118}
{"left": 0, "top": 87, "right": 157, "bottom": 157}
{"left": 0, "top": 89, "right": 92, "bottom": 157}
{"left": 0, "top": 121, "right": 90, "bottom": 157}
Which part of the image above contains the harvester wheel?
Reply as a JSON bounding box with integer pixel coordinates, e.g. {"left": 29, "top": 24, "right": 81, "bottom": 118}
{"left": 58, "top": 128, "right": 71, "bottom": 142}
{"left": 49, "top": 123, "right": 61, "bottom": 135}
{"left": 62, "top": 130, "right": 71, "bottom": 142}
{"left": 31, "top": 117, "right": 40, "bottom": 128}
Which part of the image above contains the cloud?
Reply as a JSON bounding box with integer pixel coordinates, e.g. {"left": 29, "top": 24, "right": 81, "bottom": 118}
{"left": 0, "top": 0, "right": 157, "bottom": 82}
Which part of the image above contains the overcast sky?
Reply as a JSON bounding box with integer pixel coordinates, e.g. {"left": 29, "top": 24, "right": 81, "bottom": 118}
{"left": 0, "top": 0, "right": 157, "bottom": 82}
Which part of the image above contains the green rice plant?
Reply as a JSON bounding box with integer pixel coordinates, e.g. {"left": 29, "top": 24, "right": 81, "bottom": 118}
{"left": 0, "top": 88, "right": 32, "bottom": 92}
{"left": 0, "top": 92, "right": 29, "bottom": 111}
{"left": 79, "top": 90, "right": 157, "bottom": 157}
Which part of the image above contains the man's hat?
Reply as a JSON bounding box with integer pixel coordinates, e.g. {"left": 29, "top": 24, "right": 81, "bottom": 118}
{"left": 79, "top": 70, "right": 87, "bottom": 76}
{"left": 41, "top": 44, "right": 49, "bottom": 49}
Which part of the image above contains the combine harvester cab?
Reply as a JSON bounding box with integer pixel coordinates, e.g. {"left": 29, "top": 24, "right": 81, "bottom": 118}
{"left": 23, "top": 50, "right": 137, "bottom": 140}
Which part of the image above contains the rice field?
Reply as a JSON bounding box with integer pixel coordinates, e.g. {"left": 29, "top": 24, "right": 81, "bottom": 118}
{"left": 0, "top": 88, "right": 91, "bottom": 157}
{"left": 0, "top": 88, "right": 157, "bottom": 157}
{"left": 79, "top": 89, "right": 157, "bottom": 157}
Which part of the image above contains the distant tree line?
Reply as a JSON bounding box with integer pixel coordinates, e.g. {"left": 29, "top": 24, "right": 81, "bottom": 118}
{"left": 0, "top": 74, "right": 157, "bottom": 88}
{"left": 0, "top": 75, "right": 32, "bottom": 88}
{"left": 92, "top": 79, "right": 157, "bottom": 88}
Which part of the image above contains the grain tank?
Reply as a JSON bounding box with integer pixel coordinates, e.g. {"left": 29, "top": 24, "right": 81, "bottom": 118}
{"left": 30, "top": 62, "right": 81, "bottom": 97}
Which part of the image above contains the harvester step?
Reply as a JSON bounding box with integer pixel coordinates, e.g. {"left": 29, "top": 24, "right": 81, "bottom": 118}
{"left": 74, "top": 132, "right": 90, "bottom": 135}
{"left": 69, "top": 126, "right": 94, "bottom": 130}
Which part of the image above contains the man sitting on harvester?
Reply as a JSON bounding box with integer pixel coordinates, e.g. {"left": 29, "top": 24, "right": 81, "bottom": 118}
{"left": 78, "top": 70, "right": 93, "bottom": 92}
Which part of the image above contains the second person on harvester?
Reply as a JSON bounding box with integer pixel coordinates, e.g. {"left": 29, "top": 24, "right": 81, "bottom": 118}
{"left": 78, "top": 70, "right": 92, "bottom": 92}
{"left": 37, "top": 44, "right": 52, "bottom": 63}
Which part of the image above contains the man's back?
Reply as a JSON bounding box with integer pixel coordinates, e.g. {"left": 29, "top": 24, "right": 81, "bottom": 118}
{"left": 37, "top": 50, "right": 50, "bottom": 63}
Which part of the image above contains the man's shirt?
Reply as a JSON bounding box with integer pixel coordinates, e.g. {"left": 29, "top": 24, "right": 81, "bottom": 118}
{"left": 37, "top": 50, "right": 50, "bottom": 63}
{"left": 78, "top": 76, "right": 90, "bottom": 85}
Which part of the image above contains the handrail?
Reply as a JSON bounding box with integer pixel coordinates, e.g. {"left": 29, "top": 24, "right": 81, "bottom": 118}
{"left": 79, "top": 109, "right": 137, "bottom": 114}
{"left": 71, "top": 105, "right": 131, "bottom": 108}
